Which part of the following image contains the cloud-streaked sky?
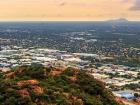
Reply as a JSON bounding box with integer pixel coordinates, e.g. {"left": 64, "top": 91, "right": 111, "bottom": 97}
{"left": 0, "top": 0, "right": 140, "bottom": 21}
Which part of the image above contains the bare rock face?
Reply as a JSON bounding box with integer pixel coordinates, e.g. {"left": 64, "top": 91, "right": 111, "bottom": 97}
{"left": 16, "top": 89, "right": 30, "bottom": 97}
{"left": 31, "top": 86, "right": 44, "bottom": 95}
{"left": 17, "top": 80, "right": 39, "bottom": 87}
{"left": 50, "top": 68, "right": 65, "bottom": 76}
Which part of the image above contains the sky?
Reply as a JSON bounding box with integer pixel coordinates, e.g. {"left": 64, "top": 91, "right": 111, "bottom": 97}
{"left": 0, "top": 0, "right": 140, "bottom": 21}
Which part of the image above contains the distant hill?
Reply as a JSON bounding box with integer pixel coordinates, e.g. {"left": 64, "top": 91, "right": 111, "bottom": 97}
{"left": 0, "top": 65, "right": 123, "bottom": 105}
{"left": 107, "top": 18, "right": 129, "bottom": 23}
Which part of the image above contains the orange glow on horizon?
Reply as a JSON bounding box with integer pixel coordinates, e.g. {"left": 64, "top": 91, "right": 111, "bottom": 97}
{"left": 0, "top": 0, "right": 139, "bottom": 21}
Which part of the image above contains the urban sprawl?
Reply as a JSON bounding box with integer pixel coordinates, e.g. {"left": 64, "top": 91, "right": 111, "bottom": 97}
{"left": 0, "top": 45, "right": 140, "bottom": 105}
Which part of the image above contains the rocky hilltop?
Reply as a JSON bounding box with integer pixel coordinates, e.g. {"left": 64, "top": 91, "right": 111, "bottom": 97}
{"left": 0, "top": 64, "right": 123, "bottom": 105}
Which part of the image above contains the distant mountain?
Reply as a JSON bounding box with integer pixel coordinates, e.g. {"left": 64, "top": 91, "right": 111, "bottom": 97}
{"left": 0, "top": 65, "right": 123, "bottom": 105}
{"left": 107, "top": 18, "right": 129, "bottom": 23}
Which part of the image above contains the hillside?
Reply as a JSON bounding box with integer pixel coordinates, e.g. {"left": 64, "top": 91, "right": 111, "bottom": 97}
{"left": 0, "top": 64, "right": 123, "bottom": 105}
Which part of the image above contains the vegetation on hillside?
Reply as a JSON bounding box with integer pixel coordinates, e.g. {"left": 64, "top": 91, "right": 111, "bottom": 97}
{"left": 0, "top": 64, "right": 123, "bottom": 105}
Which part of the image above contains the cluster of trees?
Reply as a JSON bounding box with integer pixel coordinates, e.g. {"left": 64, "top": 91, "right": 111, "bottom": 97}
{"left": 111, "top": 55, "right": 140, "bottom": 67}
{"left": 124, "top": 83, "right": 140, "bottom": 90}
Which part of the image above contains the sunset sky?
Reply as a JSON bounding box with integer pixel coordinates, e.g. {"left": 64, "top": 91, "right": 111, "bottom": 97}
{"left": 0, "top": 0, "right": 140, "bottom": 21}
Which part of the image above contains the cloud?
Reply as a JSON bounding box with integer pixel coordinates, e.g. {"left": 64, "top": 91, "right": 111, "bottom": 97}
{"left": 59, "top": 2, "right": 67, "bottom": 6}
{"left": 130, "top": 0, "right": 140, "bottom": 11}
{"left": 121, "top": 0, "right": 130, "bottom": 3}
